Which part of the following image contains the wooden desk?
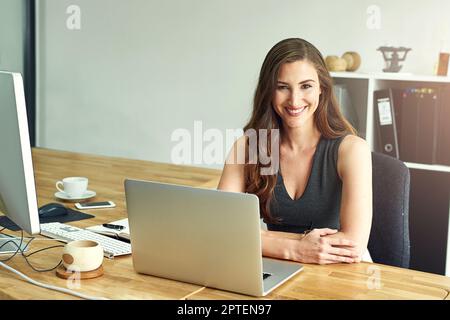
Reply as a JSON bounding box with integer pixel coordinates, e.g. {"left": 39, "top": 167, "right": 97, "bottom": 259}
{"left": 0, "top": 148, "right": 449, "bottom": 300}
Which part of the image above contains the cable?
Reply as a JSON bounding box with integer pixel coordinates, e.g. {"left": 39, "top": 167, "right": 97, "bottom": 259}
{"left": 0, "top": 261, "right": 108, "bottom": 300}
{"left": 0, "top": 237, "right": 65, "bottom": 241}
{"left": 0, "top": 230, "right": 26, "bottom": 262}
{"left": 0, "top": 231, "right": 63, "bottom": 271}
{"left": 23, "top": 245, "right": 63, "bottom": 272}
{"left": 0, "top": 229, "right": 109, "bottom": 300}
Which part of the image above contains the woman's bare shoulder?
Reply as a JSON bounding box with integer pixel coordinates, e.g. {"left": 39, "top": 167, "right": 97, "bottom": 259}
{"left": 339, "top": 135, "right": 370, "bottom": 155}
{"left": 337, "top": 135, "right": 371, "bottom": 178}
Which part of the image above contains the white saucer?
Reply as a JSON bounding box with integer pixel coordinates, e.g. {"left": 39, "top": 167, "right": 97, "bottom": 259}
{"left": 55, "top": 190, "right": 96, "bottom": 201}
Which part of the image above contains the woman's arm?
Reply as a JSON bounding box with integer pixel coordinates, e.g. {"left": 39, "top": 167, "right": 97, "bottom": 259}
{"left": 218, "top": 136, "right": 361, "bottom": 265}
{"left": 262, "top": 228, "right": 359, "bottom": 263}
{"left": 323, "top": 135, "right": 373, "bottom": 258}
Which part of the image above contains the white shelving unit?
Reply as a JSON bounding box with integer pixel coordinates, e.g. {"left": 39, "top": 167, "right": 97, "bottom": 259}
{"left": 331, "top": 71, "right": 450, "bottom": 276}
{"left": 331, "top": 71, "right": 450, "bottom": 83}
{"left": 331, "top": 71, "right": 450, "bottom": 173}
{"left": 405, "top": 162, "right": 450, "bottom": 173}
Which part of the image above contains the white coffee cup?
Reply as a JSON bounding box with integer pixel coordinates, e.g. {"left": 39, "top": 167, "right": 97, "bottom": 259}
{"left": 56, "top": 177, "right": 88, "bottom": 198}
{"left": 62, "top": 240, "right": 104, "bottom": 272}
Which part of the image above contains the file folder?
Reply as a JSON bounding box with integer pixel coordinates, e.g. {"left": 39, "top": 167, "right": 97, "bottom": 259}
{"left": 374, "top": 89, "right": 399, "bottom": 158}
{"left": 391, "top": 88, "right": 405, "bottom": 151}
{"left": 436, "top": 88, "right": 450, "bottom": 166}
{"left": 400, "top": 89, "right": 420, "bottom": 162}
{"left": 416, "top": 89, "right": 439, "bottom": 164}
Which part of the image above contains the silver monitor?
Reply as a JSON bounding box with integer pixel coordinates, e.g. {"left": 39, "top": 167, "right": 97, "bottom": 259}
{"left": 0, "top": 71, "right": 40, "bottom": 251}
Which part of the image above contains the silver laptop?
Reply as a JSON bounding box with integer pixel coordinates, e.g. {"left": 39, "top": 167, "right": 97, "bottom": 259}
{"left": 124, "top": 179, "right": 303, "bottom": 297}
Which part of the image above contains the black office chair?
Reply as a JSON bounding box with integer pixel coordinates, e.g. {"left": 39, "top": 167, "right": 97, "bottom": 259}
{"left": 368, "top": 152, "right": 411, "bottom": 268}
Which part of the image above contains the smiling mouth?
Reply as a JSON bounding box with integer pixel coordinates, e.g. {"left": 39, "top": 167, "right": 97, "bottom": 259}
{"left": 285, "top": 105, "right": 307, "bottom": 116}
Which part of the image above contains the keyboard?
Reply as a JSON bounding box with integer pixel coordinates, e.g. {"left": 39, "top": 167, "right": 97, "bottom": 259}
{"left": 40, "top": 222, "right": 132, "bottom": 259}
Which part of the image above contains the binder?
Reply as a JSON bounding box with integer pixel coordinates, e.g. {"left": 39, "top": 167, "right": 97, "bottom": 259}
{"left": 391, "top": 88, "right": 405, "bottom": 150}
{"left": 400, "top": 88, "right": 420, "bottom": 162}
{"left": 374, "top": 89, "right": 399, "bottom": 158}
{"left": 436, "top": 88, "right": 450, "bottom": 166}
{"left": 416, "top": 89, "right": 439, "bottom": 164}
{"left": 391, "top": 88, "right": 404, "bottom": 157}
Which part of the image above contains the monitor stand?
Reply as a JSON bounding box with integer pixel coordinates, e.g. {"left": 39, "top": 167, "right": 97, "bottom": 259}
{"left": 0, "top": 233, "right": 28, "bottom": 255}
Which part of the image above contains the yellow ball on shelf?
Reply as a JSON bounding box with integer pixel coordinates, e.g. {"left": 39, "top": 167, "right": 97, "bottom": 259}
{"left": 325, "top": 55, "right": 347, "bottom": 72}
{"left": 342, "top": 51, "right": 361, "bottom": 71}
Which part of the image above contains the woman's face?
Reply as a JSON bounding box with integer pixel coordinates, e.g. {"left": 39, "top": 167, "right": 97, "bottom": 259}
{"left": 272, "top": 60, "right": 322, "bottom": 130}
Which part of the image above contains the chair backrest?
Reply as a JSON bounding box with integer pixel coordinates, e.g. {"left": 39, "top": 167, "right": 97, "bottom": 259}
{"left": 368, "top": 152, "right": 411, "bottom": 268}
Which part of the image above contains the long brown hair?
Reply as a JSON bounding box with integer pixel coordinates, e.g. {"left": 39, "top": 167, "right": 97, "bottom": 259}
{"left": 244, "top": 38, "right": 356, "bottom": 223}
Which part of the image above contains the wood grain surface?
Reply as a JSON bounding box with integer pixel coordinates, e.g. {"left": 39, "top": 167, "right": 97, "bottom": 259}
{"left": 0, "top": 148, "right": 448, "bottom": 300}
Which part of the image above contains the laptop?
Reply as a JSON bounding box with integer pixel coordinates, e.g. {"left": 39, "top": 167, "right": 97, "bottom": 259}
{"left": 124, "top": 179, "right": 303, "bottom": 297}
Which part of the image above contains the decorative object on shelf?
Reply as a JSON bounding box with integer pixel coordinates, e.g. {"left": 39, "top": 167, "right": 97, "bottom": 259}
{"left": 325, "top": 55, "right": 347, "bottom": 72}
{"left": 341, "top": 51, "right": 361, "bottom": 71}
{"left": 377, "top": 46, "right": 411, "bottom": 73}
{"left": 325, "top": 52, "right": 361, "bottom": 72}
{"left": 437, "top": 52, "right": 449, "bottom": 76}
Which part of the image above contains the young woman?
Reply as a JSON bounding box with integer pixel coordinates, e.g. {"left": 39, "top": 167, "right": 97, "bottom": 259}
{"left": 218, "top": 38, "right": 372, "bottom": 265}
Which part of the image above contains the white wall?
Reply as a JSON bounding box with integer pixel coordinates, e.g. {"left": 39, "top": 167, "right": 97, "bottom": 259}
{"left": 36, "top": 0, "right": 450, "bottom": 168}
{"left": 0, "top": 0, "right": 25, "bottom": 74}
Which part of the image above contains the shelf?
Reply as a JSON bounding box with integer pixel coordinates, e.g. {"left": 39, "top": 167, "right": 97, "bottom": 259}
{"left": 331, "top": 71, "right": 450, "bottom": 83}
{"left": 330, "top": 72, "right": 371, "bottom": 79}
{"left": 331, "top": 71, "right": 450, "bottom": 276}
{"left": 404, "top": 162, "right": 450, "bottom": 173}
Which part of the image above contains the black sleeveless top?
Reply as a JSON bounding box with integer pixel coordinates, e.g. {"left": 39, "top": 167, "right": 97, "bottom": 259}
{"left": 265, "top": 135, "right": 346, "bottom": 234}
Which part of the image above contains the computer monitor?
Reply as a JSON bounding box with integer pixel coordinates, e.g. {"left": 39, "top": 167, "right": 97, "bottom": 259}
{"left": 0, "top": 71, "right": 40, "bottom": 248}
